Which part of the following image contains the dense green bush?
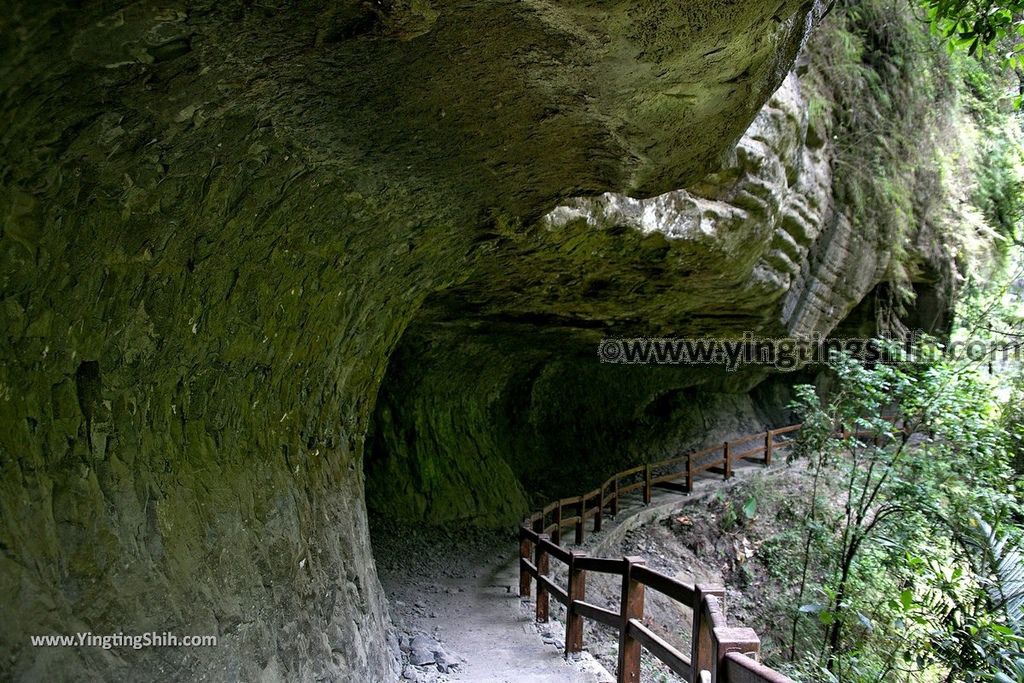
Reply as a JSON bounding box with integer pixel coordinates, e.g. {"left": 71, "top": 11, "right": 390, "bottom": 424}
{"left": 784, "top": 348, "right": 1022, "bottom": 681}
{"left": 919, "top": 0, "right": 1024, "bottom": 68}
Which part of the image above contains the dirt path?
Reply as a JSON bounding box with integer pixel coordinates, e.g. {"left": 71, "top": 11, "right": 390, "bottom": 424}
{"left": 372, "top": 457, "right": 778, "bottom": 682}
{"left": 372, "top": 519, "right": 611, "bottom": 682}
{"left": 420, "top": 555, "right": 609, "bottom": 683}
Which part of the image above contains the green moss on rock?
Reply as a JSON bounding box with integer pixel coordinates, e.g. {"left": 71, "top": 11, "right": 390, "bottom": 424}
{"left": 0, "top": 0, "right": 825, "bottom": 679}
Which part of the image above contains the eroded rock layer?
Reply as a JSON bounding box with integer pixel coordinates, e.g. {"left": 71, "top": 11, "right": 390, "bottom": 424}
{"left": 367, "top": 3, "right": 1015, "bottom": 526}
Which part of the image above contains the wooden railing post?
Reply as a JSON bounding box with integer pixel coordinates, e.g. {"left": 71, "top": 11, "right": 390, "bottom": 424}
{"left": 643, "top": 464, "right": 652, "bottom": 505}
{"left": 765, "top": 430, "right": 774, "bottom": 467}
{"left": 575, "top": 498, "right": 585, "bottom": 545}
{"left": 535, "top": 533, "right": 550, "bottom": 623}
{"left": 723, "top": 441, "right": 732, "bottom": 480}
{"left": 533, "top": 514, "right": 543, "bottom": 535}
{"left": 519, "top": 527, "right": 532, "bottom": 597}
{"left": 611, "top": 477, "right": 620, "bottom": 516}
{"left": 594, "top": 485, "right": 604, "bottom": 533}
{"left": 711, "top": 626, "right": 760, "bottom": 681}
{"left": 686, "top": 452, "right": 694, "bottom": 493}
{"left": 692, "top": 585, "right": 725, "bottom": 680}
{"left": 617, "top": 556, "right": 646, "bottom": 683}
{"left": 565, "top": 550, "right": 587, "bottom": 655}
{"left": 552, "top": 504, "right": 562, "bottom": 546}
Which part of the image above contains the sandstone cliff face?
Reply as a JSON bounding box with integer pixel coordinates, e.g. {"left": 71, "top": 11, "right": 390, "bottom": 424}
{"left": 538, "top": 71, "right": 894, "bottom": 339}
{"left": 367, "top": 73, "right": 848, "bottom": 527}
{"left": 540, "top": 72, "right": 853, "bottom": 337}
{"left": 366, "top": 5, "right": 1003, "bottom": 526}
{"left": 0, "top": 1, "right": 823, "bottom": 680}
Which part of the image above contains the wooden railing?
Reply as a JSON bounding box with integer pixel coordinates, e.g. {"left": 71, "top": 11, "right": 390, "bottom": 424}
{"left": 525, "top": 425, "right": 802, "bottom": 545}
{"left": 519, "top": 424, "right": 803, "bottom": 683}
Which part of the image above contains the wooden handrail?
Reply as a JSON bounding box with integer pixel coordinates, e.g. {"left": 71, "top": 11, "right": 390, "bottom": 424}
{"left": 539, "top": 536, "right": 572, "bottom": 565}
{"left": 631, "top": 564, "right": 697, "bottom": 606}
{"left": 575, "top": 555, "right": 625, "bottom": 575}
{"left": 732, "top": 445, "right": 766, "bottom": 461}
{"left": 517, "top": 423, "right": 804, "bottom": 682}
{"left": 618, "top": 556, "right": 646, "bottom": 682}
{"left": 729, "top": 431, "right": 768, "bottom": 447}
{"left": 540, "top": 574, "right": 569, "bottom": 606}
{"left": 770, "top": 424, "right": 802, "bottom": 436}
{"left": 617, "top": 463, "right": 648, "bottom": 478}
{"left": 574, "top": 599, "right": 620, "bottom": 628}
{"left": 693, "top": 586, "right": 725, "bottom": 676}
{"left": 651, "top": 453, "right": 689, "bottom": 469}
{"left": 723, "top": 652, "right": 795, "bottom": 683}
{"left": 618, "top": 480, "right": 647, "bottom": 496}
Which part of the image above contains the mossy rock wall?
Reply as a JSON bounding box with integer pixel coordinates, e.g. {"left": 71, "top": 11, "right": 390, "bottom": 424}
{"left": 0, "top": 0, "right": 823, "bottom": 679}
{"left": 366, "top": 1, "right": 1023, "bottom": 531}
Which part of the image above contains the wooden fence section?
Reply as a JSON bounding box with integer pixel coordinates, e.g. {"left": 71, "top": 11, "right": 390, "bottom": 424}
{"left": 526, "top": 424, "right": 802, "bottom": 547}
{"left": 519, "top": 424, "right": 803, "bottom": 683}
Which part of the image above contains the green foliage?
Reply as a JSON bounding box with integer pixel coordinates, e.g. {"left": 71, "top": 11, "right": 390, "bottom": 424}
{"left": 956, "top": 253, "right": 1024, "bottom": 473}
{"left": 956, "top": 60, "right": 1024, "bottom": 247}
{"left": 1004, "top": 373, "right": 1024, "bottom": 472}
{"left": 782, "top": 347, "right": 1022, "bottom": 681}
{"left": 773, "top": 11, "right": 1024, "bottom": 675}
{"left": 742, "top": 496, "right": 758, "bottom": 522}
{"left": 720, "top": 500, "right": 738, "bottom": 532}
{"left": 719, "top": 492, "right": 760, "bottom": 533}
{"left": 919, "top": 0, "right": 1024, "bottom": 70}
{"left": 977, "top": 520, "right": 1024, "bottom": 668}
{"left": 974, "top": 133, "right": 1024, "bottom": 245}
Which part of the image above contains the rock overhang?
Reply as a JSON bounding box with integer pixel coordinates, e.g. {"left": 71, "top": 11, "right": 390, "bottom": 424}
{"left": 0, "top": 1, "right": 833, "bottom": 680}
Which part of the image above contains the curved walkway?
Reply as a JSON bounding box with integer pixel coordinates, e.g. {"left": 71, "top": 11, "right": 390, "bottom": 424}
{"left": 379, "top": 443, "right": 788, "bottom": 682}
{"left": 442, "top": 555, "right": 610, "bottom": 683}
{"left": 378, "top": 523, "right": 612, "bottom": 682}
